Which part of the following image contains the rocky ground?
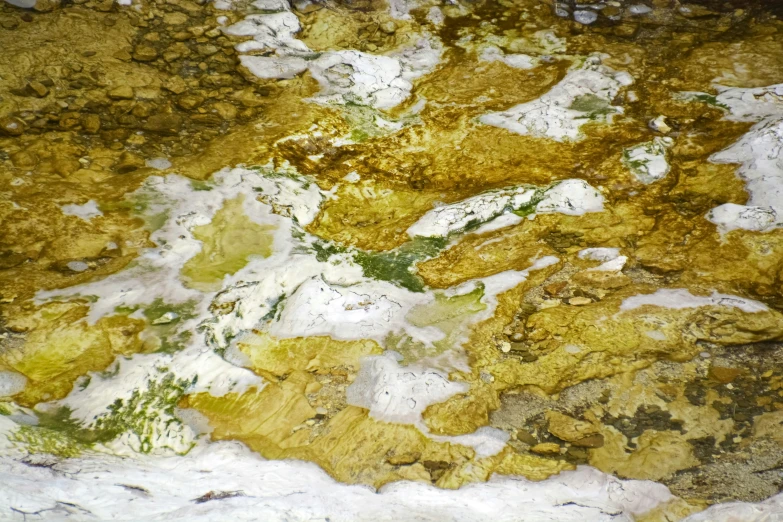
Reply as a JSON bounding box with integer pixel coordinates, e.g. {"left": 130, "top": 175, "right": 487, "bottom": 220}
{"left": 1, "top": 0, "right": 783, "bottom": 520}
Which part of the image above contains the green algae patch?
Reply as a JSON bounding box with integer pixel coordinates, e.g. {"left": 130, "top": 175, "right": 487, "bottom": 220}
{"left": 353, "top": 237, "right": 447, "bottom": 293}
{"left": 9, "top": 407, "right": 97, "bottom": 458}
{"left": 569, "top": 93, "right": 616, "bottom": 120}
{"left": 93, "top": 372, "right": 196, "bottom": 454}
{"left": 312, "top": 236, "right": 447, "bottom": 292}
{"left": 101, "top": 187, "right": 171, "bottom": 233}
{"left": 181, "top": 196, "right": 276, "bottom": 292}
{"left": 115, "top": 298, "right": 198, "bottom": 353}
{"left": 675, "top": 92, "right": 730, "bottom": 111}
{"left": 12, "top": 425, "right": 87, "bottom": 458}
{"left": 341, "top": 102, "right": 419, "bottom": 143}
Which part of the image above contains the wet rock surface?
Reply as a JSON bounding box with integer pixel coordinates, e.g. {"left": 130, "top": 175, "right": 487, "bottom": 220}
{"left": 1, "top": 0, "right": 783, "bottom": 519}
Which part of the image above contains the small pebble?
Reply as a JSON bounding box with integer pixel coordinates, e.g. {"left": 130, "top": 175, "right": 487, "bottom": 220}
{"left": 574, "top": 10, "right": 598, "bottom": 24}
{"left": 67, "top": 261, "right": 89, "bottom": 272}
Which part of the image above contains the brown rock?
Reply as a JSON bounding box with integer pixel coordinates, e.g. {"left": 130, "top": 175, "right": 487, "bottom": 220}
{"left": 232, "top": 88, "right": 265, "bottom": 107}
{"left": 237, "top": 107, "right": 256, "bottom": 120}
{"left": 189, "top": 113, "right": 222, "bottom": 126}
{"left": 212, "top": 101, "right": 237, "bottom": 120}
{"left": 163, "top": 11, "right": 189, "bottom": 25}
{"left": 165, "top": 42, "right": 191, "bottom": 61}
{"left": 304, "top": 381, "right": 322, "bottom": 395}
{"left": 177, "top": 94, "right": 204, "bottom": 110}
{"left": 32, "top": 0, "right": 60, "bottom": 12}
{"left": 546, "top": 411, "right": 601, "bottom": 445}
{"left": 386, "top": 452, "right": 421, "bottom": 466}
{"left": 27, "top": 81, "right": 49, "bottom": 97}
{"left": 530, "top": 442, "right": 561, "bottom": 455}
{"left": 144, "top": 113, "right": 183, "bottom": 135}
{"left": 572, "top": 270, "right": 630, "bottom": 290}
{"left": 572, "top": 434, "right": 605, "bottom": 448}
{"left": 113, "top": 49, "right": 133, "bottom": 61}
{"left": 613, "top": 23, "right": 638, "bottom": 38}
{"left": 197, "top": 44, "right": 219, "bottom": 56}
{"left": 1, "top": 117, "right": 26, "bottom": 136}
{"left": 10, "top": 150, "right": 38, "bottom": 168}
{"left": 753, "top": 411, "right": 783, "bottom": 443}
{"left": 80, "top": 113, "right": 101, "bottom": 133}
{"left": 678, "top": 3, "right": 718, "bottom": 18}
{"left": 164, "top": 76, "right": 188, "bottom": 94}
{"left": 93, "top": 0, "right": 113, "bottom": 12}
{"left": 132, "top": 45, "right": 159, "bottom": 62}
{"left": 115, "top": 151, "right": 145, "bottom": 173}
{"left": 515, "top": 429, "right": 538, "bottom": 445}
{"left": 131, "top": 103, "right": 154, "bottom": 118}
{"left": 1, "top": 19, "right": 20, "bottom": 30}
{"left": 544, "top": 281, "right": 567, "bottom": 296}
{"left": 108, "top": 85, "right": 134, "bottom": 100}
{"left": 709, "top": 365, "right": 743, "bottom": 384}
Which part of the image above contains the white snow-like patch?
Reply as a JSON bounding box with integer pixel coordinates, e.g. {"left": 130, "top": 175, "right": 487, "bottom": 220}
{"left": 346, "top": 352, "right": 508, "bottom": 457}
{"left": 707, "top": 203, "right": 777, "bottom": 233}
{"left": 707, "top": 118, "right": 783, "bottom": 233}
{"left": 479, "top": 46, "right": 538, "bottom": 70}
{"left": 407, "top": 187, "right": 536, "bottom": 239}
{"left": 145, "top": 157, "right": 172, "bottom": 170}
{"left": 0, "top": 434, "right": 676, "bottom": 522}
{"left": 309, "top": 51, "right": 413, "bottom": 109}
{"left": 407, "top": 179, "right": 603, "bottom": 239}
{"left": 470, "top": 213, "right": 524, "bottom": 235}
{"left": 227, "top": 12, "right": 310, "bottom": 54}
{"left": 3, "top": 0, "right": 37, "bottom": 7}
{"left": 269, "top": 277, "right": 411, "bottom": 342}
{"left": 578, "top": 247, "right": 620, "bottom": 262}
{"left": 480, "top": 55, "right": 633, "bottom": 141}
{"left": 343, "top": 171, "right": 361, "bottom": 183}
{"left": 60, "top": 200, "right": 102, "bottom": 221}
{"left": 0, "top": 371, "right": 27, "bottom": 397}
{"left": 578, "top": 248, "right": 626, "bottom": 271}
{"left": 587, "top": 256, "right": 627, "bottom": 272}
{"left": 347, "top": 352, "right": 467, "bottom": 425}
{"left": 308, "top": 37, "right": 442, "bottom": 109}
{"left": 622, "top": 137, "right": 673, "bottom": 184}
{"left": 535, "top": 179, "right": 604, "bottom": 216}
{"left": 48, "top": 350, "right": 262, "bottom": 455}
{"left": 681, "top": 493, "right": 783, "bottom": 522}
{"left": 426, "top": 6, "right": 444, "bottom": 25}
{"left": 239, "top": 55, "right": 309, "bottom": 79}
{"left": 682, "top": 84, "right": 783, "bottom": 233}
{"left": 225, "top": 5, "right": 442, "bottom": 109}
{"left": 689, "top": 84, "right": 783, "bottom": 123}
{"left": 620, "top": 289, "right": 768, "bottom": 314}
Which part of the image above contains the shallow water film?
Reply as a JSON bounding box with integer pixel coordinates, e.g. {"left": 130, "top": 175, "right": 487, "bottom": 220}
{"left": 1, "top": 0, "right": 783, "bottom": 519}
